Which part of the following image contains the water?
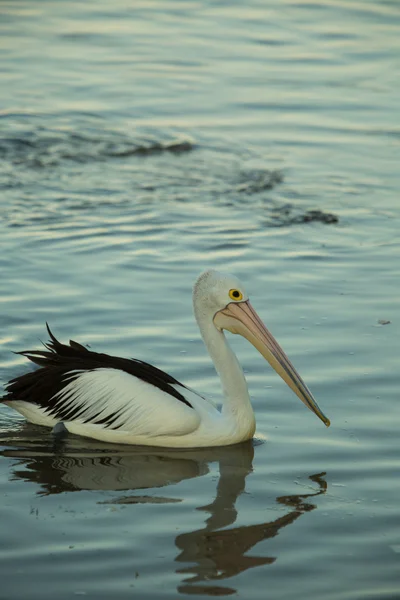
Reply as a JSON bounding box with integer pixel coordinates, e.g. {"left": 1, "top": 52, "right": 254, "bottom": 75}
{"left": 1, "top": 0, "right": 399, "bottom": 597}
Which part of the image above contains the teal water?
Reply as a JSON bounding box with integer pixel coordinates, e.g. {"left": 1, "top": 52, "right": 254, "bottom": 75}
{"left": 1, "top": 1, "right": 399, "bottom": 598}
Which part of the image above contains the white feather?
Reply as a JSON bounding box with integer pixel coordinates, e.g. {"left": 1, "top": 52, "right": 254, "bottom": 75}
{"left": 58, "top": 369, "right": 201, "bottom": 435}
{"left": 7, "top": 363, "right": 255, "bottom": 447}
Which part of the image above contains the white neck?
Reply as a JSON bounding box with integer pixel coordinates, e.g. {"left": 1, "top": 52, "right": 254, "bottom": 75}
{"left": 195, "top": 309, "right": 255, "bottom": 434}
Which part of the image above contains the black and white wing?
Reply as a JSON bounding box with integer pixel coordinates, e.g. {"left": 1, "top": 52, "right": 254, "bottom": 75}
{"left": 3, "top": 325, "right": 201, "bottom": 438}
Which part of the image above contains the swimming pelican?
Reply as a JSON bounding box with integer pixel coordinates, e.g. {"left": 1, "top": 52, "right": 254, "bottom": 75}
{"left": 2, "top": 270, "right": 330, "bottom": 447}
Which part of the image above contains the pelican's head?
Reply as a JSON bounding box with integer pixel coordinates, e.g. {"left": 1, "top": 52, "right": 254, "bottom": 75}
{"left": 193, "top": 269, "right": 330, "bottom": 427}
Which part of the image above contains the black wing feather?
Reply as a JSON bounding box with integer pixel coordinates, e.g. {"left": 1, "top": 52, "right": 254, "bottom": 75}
{"left": 2, "top": 325, "right": 193, "bottom": 416}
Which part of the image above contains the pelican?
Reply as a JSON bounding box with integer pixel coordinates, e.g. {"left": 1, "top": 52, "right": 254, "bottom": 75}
{"left": 2, "top": 270, "right": 330, "bottom": 447}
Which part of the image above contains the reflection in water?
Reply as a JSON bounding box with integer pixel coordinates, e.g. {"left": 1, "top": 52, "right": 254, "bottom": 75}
{"left": 0, "top": 422, "right": 211, "bottom": 497}
{"left": 0, "top": 422, "right": 327, "bottom": 596}
{"left": 176, "top": 471, "right": 327, "bottom": 596}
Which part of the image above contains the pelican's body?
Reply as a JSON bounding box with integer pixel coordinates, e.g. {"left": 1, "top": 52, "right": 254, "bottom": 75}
{"left": 2, "top": 270, "right": 329, "bottom": 447}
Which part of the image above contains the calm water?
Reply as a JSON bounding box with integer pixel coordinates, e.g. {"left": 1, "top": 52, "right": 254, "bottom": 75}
{"left": 1, "top": 0, "right": 400, "bottom": 598}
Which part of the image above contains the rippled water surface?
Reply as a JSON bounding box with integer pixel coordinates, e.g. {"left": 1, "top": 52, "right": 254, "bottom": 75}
{"left": 1, "top": 1, "right": 400, "bottom": 598}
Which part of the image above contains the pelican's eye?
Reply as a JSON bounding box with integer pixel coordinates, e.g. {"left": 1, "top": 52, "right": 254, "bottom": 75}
{"left": 229, "top": 289, "right": 243, "bottom": 301}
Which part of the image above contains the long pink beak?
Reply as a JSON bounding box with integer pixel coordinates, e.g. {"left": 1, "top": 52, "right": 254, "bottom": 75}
{"left": 214, "top": 300, "right": 330, "bottom": 427}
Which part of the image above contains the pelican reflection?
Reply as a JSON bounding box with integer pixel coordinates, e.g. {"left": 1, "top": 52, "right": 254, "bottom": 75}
{"left": 175, "top": 471, "right": 327, "bottom": 595}
{"left": 0, "top": 422, "right": 327, "bottom": 596}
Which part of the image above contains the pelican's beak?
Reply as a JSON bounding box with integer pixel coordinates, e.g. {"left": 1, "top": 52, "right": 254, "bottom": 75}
{"left": 214, "top": 300, "right": 330, "bottom": 427}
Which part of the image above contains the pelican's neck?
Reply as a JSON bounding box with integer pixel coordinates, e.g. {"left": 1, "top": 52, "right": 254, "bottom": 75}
{"left": 195, "top": 309, "right": 255, "bottom": 430}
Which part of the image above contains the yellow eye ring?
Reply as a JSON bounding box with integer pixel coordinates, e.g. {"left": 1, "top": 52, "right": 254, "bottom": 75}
{"left": 229, "top": 289, "right": 243, "bottom": 301}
